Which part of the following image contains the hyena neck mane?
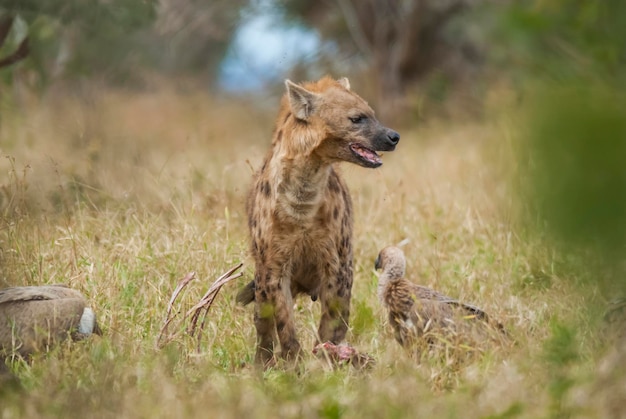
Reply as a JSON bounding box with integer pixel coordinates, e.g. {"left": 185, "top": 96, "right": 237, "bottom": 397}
{"left": 264, "top": 75, "right": 400, "bottom": 223}
{"left": 270, "top": 121, "right": 334, "bottom": 222}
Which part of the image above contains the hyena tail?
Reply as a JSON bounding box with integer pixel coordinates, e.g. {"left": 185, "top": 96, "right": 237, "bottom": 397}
{"left": 235, "top": 280, "right": 255, "bottom": 305}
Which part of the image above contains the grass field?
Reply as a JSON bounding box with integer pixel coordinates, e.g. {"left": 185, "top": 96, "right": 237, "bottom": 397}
{"left": 0, "top": 85, "right": 618, "bottom": 418}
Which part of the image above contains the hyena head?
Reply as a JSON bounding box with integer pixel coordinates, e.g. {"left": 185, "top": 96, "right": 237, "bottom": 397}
{"left": 282, "top": 76, "right": 399, "bottom": 168}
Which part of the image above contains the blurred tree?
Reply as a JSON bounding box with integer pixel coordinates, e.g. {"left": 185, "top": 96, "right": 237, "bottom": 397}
{"left": 0, "top": 0, "right": 157, "bottom": 86}
{"left": 0, "top": 15, "right": 29, "bottom": 69}
{"left": 151, "top": 0, "right": 247, "bottom": 84}
{"left": 0, "top": 0, "right": 246, "bottom": 88}
{"left": 487, "top": 0, "right": 626, "bottom": 85}
{"left": 282, "top": 0, "right": 480, "bottom": 121}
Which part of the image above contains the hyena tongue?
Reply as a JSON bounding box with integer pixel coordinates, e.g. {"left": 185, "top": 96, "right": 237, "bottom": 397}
{"left": 350, "top": 143, "right": 382, "bottom": 166}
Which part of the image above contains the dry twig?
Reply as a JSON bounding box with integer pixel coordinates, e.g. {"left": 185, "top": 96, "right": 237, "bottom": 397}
{"left": 155, "top": 264, "right": 243, "bottom": 351}
{"left": 155, "top": 272, "right": 196, "bottom": 349}
{"left": 186, "top": 263, "right": 243, "bottom": 352}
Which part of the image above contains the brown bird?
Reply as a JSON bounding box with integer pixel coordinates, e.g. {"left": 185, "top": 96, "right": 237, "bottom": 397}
{"left": 0, "top": 285, "right": 101, "bottom": 357}
{"left": 375, "top": 246, "right": 503, "bottom": 350}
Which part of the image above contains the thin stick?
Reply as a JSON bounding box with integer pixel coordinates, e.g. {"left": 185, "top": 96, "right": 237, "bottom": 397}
{"left": 155, "top": 272, "right": 196, "bottom": 349}
{"left": 155, "top": 264, "right": 243, "bottom": 352}
{"left": 186, "top": 264, "right": 243, "bottom": 334}
{"left": 186, "top": 264, "right": 243, "bottom": 356}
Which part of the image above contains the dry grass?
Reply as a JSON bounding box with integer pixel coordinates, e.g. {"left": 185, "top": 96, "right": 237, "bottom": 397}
{"left": 0, "top": 85, "right": 614, "bottom": 418}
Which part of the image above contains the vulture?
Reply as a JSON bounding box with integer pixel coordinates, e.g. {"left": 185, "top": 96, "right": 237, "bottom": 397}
{"left": 0, "top": 285, "right": 101, "bottom": 357}
{"left": 375, "top": 246, "right": 504, "bottom": 350}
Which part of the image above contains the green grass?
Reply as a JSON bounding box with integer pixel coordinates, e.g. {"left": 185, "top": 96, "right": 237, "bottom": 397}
{"left": 0, "top": 86, "right": 616, "bottom": 418}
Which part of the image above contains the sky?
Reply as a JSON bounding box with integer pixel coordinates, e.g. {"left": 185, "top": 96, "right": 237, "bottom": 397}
{"left": 218, "top": 9, "right": 321, "bottom": 92}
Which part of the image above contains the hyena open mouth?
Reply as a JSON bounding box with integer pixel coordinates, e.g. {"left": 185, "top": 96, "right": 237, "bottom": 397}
{"left": 349, "top": 143, "right": 383, "bottom": 168}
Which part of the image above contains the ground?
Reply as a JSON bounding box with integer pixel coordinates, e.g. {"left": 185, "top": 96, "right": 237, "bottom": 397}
{"left": 0, "top": 85, "right": 611, "bottom": 418}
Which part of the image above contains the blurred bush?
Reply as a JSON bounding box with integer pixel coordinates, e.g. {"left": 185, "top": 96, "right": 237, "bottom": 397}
{"left": 519, "top": 86, "right": 626, "bottom": 255}
{"left": 488, "top": 0, "right": 626, "bottom": 290}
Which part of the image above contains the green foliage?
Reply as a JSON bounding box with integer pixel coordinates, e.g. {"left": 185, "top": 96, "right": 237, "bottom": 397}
{"left": 350, "top": 298, "right": 377, "bottom": 338}
{"left": 543, "top": 321, "right": 580, "bottom": 418}
{"left": 488, "top": 0, "right": 626, "bottom": 83}
{"left": 1, "top": 0, "right": 157, "bottom": 86}
{"left": 544, "top": 322, "right": 579, "bottom": 366}
{"left": 493, "top": 1, "right": 626, "bottom": 292}
{"left": 517, "top": 85, "right": 626, "bottom": 265}
{"left": 319, "top": 397, "right": 345, "bottom": 419}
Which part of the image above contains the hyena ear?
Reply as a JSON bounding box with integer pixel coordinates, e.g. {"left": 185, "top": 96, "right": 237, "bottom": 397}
{"left": 285, "top": 79, "right": 319, "bottom": 121}
{"left": 337, "top": 77, "right": 350, "bottom": 90}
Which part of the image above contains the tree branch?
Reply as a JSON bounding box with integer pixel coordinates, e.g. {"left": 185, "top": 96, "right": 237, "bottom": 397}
{"left": 0, "top": 36, "right": 30, "bottom": 69}
{"left": 0, "top": 15, "right": 14, "bottom": 50}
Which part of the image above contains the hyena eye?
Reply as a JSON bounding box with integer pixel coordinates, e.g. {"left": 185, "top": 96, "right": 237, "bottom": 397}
{"left": 349, "top": 115, "right": 366, "bottom": 124}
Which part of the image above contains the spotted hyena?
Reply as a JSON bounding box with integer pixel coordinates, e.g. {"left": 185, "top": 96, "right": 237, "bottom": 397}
{"left": 236, "top": 76, "right": 400, "bottom": 366}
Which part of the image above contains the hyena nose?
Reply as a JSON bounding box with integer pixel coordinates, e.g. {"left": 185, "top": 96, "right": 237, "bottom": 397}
{"left": 387, "top": 130, "right": 400, "bottom": 146}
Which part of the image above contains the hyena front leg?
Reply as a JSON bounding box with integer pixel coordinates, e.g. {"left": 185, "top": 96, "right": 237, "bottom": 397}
{"left": 253, "top": 308, "right": 276, "bottom": 367}
{"left": 254, "top": 267, "right": 302, "bottom": 365}
{"left": 317, "top": 261, "right": 353, "bottom": 343}
{"left": 253, "top": 270, "right": 276, "bottom": 367}
{"left": 274, "top": 265, "right": 302, "bottom": 361}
